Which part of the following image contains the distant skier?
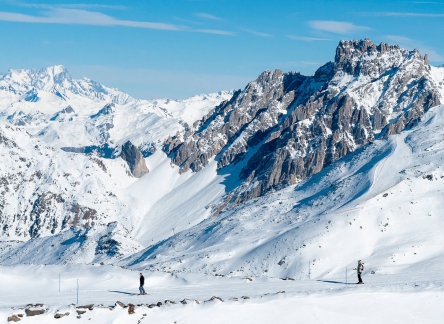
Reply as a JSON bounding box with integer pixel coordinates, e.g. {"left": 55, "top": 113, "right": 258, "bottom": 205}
{"left": 139, "top": 273, "right": 146, "bottom": 295}
{"left": 356, "top": 260, "right": 364, "bottom": 284}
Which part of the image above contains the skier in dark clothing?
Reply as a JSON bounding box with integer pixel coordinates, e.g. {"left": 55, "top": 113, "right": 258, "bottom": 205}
{"left": 356, "top": 260, "right": 364, "bottom": 284}
{"left": 139, "top": 273, "right": 146, "bottom": 295}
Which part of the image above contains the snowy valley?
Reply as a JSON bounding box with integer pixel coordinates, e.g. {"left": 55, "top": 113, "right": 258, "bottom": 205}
{"left": 1, "top": 39, "right": 444, "bottom": 323}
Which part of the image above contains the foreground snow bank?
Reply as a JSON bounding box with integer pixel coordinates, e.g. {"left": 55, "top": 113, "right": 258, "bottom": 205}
{"left": 0, "top": 264, "right": 443, "bottom": 323}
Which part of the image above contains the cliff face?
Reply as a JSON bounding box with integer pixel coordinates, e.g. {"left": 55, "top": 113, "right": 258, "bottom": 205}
{"left": 165, "top": 39, "right": 442, "bottom": 208}
{"left": 121, "top": 141, "right": 149, "bottom": 178}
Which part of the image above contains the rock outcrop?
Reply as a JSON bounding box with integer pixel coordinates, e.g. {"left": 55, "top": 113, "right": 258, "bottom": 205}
{"left": 164, "top": 39, "right": 442, "bottom": 208}
{"left": 121, "top": 141, "right": 149, "bottom": 178}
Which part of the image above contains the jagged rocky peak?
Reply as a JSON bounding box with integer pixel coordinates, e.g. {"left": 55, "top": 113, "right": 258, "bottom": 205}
{"left": 164, "top": 68, "right": 312, "bottom": 174}
{"left": 165, "top": 38, "right": 442, "bottom": 210}
{"left": 121, "top": 141, "right": 149, "bottom": 178}
{"left": 333, "top": 38, "right": 429, "bottom": 76}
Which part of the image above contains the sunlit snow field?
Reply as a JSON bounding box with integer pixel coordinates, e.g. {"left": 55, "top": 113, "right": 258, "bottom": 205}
{"left": 0, "top": 263, "right": 443, "bottom": 323}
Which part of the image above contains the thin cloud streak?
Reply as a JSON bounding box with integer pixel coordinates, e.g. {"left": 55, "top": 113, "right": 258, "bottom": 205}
{"left": 287, "top": 35, "right": 331, "bottom": 41}
{"left": 308, "top": 20, "right": 370, "bottom": 34}
{"left": 195, "top": 12, "right": 223, "bottom": 21}
{"left": 0, "top": 1, "right": 128, "bottom": 10}
{"left": 238, "top": 27, "right": 272, "bottom": 37}
{"left": 0, "top": 9, "right": 237, "bottom": 36}
{"left": 0, "top": 9, "right": 183, "bottom": 30}
{"left": 407, "top": 1, "right": 442, "bottom": 4}
{"left": 360, "top": 11, "right": 444, "bottom": 17}
{"left": 194, "top": 29, "right": 235, "bottom": 36}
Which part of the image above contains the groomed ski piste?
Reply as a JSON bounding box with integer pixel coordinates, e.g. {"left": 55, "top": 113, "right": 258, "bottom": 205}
{"left": 1, "top": 99, "right": 444, "bottom": 322}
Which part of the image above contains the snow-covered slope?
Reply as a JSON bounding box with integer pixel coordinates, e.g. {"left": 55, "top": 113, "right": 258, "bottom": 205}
{"left": 124, "top": 104, "right": 444, "bottom": 279}
{"left": 0, "top": 66, "right": 233, "bottom": 262}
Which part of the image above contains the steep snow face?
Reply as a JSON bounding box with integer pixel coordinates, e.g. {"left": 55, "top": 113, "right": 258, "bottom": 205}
{"left": 165, "top": 39, "right": 442, "bottom": 208}
{"left": 431, "top": 65, "right": 444, "bottom": 98}
{"left": 124, "top": 105, "right": 444, "bottom": 279}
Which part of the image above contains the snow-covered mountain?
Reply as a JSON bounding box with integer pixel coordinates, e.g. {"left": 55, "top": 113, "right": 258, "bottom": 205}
{"left": 0, "top": 65, "right": 233, "bottom": 152}
{"left": 125, "top": 103, "right": 444, "bottom": 278}
{"left": 1, "top": 38, "right": 444, "bottom": 278}
{"left": 165, "top": 39, "right": 443, "bottom": 210}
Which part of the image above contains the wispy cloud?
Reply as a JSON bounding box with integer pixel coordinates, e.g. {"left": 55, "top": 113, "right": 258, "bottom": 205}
{"left": 0, "top": 1, "right": 128, "bottom": 10}
{"left": 195, "top": 12, "right": 223, "bottom": 21}
{"left": 407, "top": 1, "right": 442, "bottom": 4}
{"left": 0, "top": 8, "right": 238, "bottom": 36}
{"left": 0, "top": 9, "right": 181, "bottom": 30}
{"left": 308, "top": 20, "right": 370, "bottom": 34}
{"left": 287, "top": 35, "right": 331, "bottom": 41}
{"left": 238, "top": 27, "right": 272, "bottom": 37}
{"left": 194, "top": 29, "right": 235, "bottom": 36}
{"left": 359, "top": 11, "right": 444, "bottom": 17}
{"left": 385, "top": 34, "right": 444, "bottom": 61}
{"left": 173, "top": 16, "right": 203, "bottom": 25}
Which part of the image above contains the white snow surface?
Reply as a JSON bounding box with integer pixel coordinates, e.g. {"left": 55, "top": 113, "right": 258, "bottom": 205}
{"left": 0, "top": 264, "right": 442, "bottom": 323}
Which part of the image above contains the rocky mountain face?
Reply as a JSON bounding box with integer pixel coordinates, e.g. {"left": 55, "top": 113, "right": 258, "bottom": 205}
{"left": 121, "top": 141, "right": 149, "bottom": 178}
{"left": 165, "top": 39, "right": 442, "bottom": 208}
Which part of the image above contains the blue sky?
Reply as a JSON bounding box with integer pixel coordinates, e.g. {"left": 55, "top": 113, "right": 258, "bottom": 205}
{"left": 0, "top": 0, "right": 443, "bottom": 99}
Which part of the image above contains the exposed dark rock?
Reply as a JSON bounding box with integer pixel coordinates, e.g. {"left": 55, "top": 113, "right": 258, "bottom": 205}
{"left": 54, "top": 312, "right": 70, "bottom": 319}
{"left": 128, "top": 304, "right": 135, "bottom": 314}
{"left": 25, "top": 309, "right": 45, "bottom": 316}
{"left": 121, "top": 141, "right": 149, "bottom": 178}
{"left": 115, "top": 301, "right": 126, "bottom": 308}
{"left": 7, "top": 315, "right": 21, "bottom": 322}
{"left": 61, "top": 144, "right": 116, "bottom": 158}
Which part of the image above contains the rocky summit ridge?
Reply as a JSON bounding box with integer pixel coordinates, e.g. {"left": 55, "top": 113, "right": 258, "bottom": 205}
{"left": 165, "top": 39, "right": 442, "bottom": 210}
